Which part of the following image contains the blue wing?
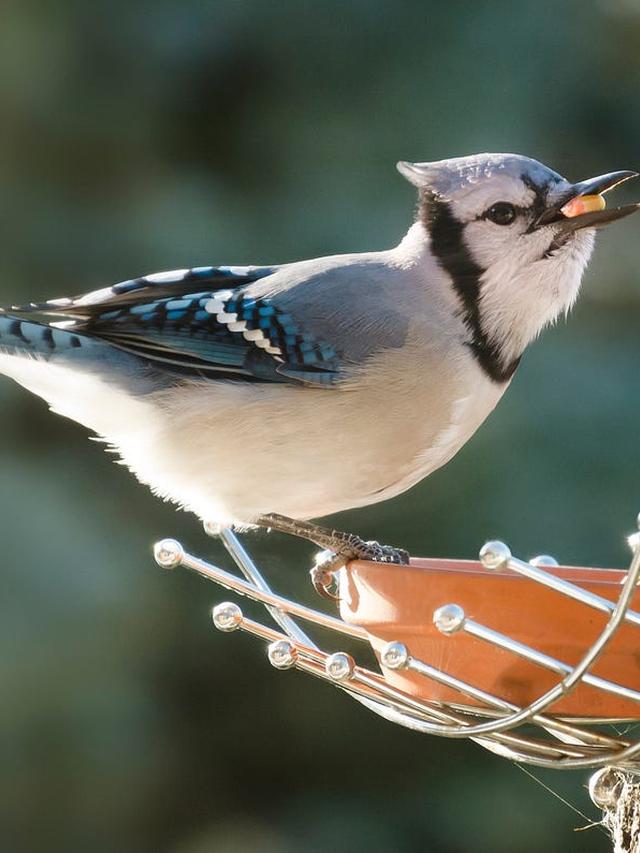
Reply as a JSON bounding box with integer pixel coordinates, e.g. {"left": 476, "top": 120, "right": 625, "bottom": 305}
{"left": 13, "top": 265, "right": 341, "bottom": 387}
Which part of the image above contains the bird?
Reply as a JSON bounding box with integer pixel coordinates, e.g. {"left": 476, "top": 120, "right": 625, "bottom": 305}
{"left": 0, "top": 152, "right": 637, "bottom": 568}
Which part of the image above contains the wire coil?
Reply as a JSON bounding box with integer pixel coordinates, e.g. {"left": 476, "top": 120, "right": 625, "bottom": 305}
{"left": 154, "top": 520, "right": 640, "bottom": 771}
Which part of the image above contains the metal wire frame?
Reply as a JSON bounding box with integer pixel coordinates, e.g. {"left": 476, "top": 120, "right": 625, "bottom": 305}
{"left": 153, "top": 520, "right": 640, "bottom": 770}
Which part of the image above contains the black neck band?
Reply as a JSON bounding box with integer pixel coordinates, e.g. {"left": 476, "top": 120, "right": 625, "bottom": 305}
{"left": 421, "top": 192, "right": 520, "bottom": 383}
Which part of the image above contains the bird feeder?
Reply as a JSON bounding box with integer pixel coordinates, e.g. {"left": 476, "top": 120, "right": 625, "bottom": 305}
{"left": 154, "top": 516, "right": 640, "bottom": 850}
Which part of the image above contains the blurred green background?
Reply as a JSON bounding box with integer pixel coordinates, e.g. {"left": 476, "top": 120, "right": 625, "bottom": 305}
{"left": 0, "top": 1, "right": 639, "bottom": 850}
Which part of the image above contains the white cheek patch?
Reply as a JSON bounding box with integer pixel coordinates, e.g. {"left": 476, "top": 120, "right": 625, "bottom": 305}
{"left": 462, "top": 219, "right": 527, "bottom": 270}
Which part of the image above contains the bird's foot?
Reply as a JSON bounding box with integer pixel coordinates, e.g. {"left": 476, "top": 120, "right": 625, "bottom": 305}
{"left": 310, "top": 550, "right": 345, "bottom": 600}
{"left": 256, "top": 513, "right": 409, "bottom": 598}
{"left": 309, "top": 541, "right": 409, "bottom": 599}
{"left": 346, "top": 537, "right": 410, "bottom": 564}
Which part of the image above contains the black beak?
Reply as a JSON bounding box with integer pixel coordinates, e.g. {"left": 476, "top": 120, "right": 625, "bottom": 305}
{"left": 535, "top": 170, "right": 640, "bottom": 231}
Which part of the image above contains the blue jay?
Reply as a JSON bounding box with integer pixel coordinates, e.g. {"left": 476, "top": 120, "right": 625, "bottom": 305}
{"left": 0, "top": 153, "right": 637, "bottom": 563}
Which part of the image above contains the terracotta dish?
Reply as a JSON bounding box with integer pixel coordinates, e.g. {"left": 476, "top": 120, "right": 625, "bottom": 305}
{"left": 338, "top": 558, "right": 640, "bottom": 717}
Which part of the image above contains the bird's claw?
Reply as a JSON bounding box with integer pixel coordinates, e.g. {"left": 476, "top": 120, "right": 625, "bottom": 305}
{"left": 309, "top": 539, "right": 410, "bottom": 599}
{"left": 310, "top": 550, "right": 345, "bottom": 600}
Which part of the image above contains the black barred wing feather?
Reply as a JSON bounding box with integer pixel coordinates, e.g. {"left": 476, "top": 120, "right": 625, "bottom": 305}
{"left": 16, "top": 265, "right": 273, "bottom": 317}
{"left": 14, "top": 266, "right": 341, "bottom": 387}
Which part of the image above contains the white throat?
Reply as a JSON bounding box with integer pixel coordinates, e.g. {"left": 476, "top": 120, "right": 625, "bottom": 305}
{"left": 476, "top": 229, "right": 596, "bottom": 368}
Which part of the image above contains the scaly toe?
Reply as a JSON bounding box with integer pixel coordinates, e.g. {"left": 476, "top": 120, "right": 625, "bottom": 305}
{"left": 338, "top": 536, "right": 409, "bottom": 564}
{"left": 365, "top": 542, "right": 410, "bottom": 564}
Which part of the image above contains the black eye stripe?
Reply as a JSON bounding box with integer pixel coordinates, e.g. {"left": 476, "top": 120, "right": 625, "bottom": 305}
{"left": 521, "top": 173, "right": 564, "bottom": 230}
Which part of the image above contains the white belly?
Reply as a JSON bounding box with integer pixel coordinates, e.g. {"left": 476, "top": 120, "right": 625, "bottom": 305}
{"left": 128, "top": 356, "right": 507, "bottom": 524}
{"left": 0, "top": 347, "right": 507, "bottom": 526}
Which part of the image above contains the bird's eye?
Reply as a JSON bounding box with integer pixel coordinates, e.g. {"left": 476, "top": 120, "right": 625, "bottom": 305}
{"left": 485, "top": 202, "right": 517, "bottom": 225}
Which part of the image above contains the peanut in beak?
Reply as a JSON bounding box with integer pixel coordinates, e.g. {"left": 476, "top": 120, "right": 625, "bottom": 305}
{"left": 560, "top": 194, "right": 606, "bottom": 218}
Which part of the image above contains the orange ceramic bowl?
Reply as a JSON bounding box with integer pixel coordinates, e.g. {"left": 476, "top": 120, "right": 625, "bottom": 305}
{"left": 338, "top": 558, "right": 640, "bottom": 718}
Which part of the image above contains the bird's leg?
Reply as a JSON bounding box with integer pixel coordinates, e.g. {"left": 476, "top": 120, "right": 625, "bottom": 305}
{"left": 256, "top": 513, "right": 410, "bottom": 564}
{"left": 256, "top": 513, "right": 409, "bottom": 599}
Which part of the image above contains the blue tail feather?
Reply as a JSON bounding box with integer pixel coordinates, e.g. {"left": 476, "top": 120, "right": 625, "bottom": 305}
{"left": 0, "top": 313, "right": 90, "bottom": 358}
{"left": 0, "top": 312, "right": 173, "bottom": 397}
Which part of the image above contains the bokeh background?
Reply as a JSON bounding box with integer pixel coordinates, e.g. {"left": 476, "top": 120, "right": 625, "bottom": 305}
{"left": 1, "top": 1, "right": 639, "bottom": 851}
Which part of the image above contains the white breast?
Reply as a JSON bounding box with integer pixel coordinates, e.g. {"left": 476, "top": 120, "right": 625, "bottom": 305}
{"left": 360, "top": 363, "right": 506, "bottom": 505}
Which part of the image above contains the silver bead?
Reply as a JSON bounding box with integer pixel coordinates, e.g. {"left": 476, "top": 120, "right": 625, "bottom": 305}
{"left": 211, "top": 601, "right": 243, "bottom": 632}
{"left": 433, "top": 603, "right": 465, "bottom": 634}
{"left": 636, "top": 511, "right": 640, "bottom": 531}
{"left": 479, "top": 540, "right": 511, "bottom": 571}
{"left": 588, "top": 767, "right": 622, "bottom": 809}
{"left": 380, "top": 641, "right": 409, "bottom": 670}
{"left": 529, "top": 554, "right": 559, "bottom": 568}
{"left": 203, "top": 520, "right": 223, "bottom": 538}
{"left": 628, "top": 531, "right": 640, "bottom": 554}
{"left": 325, "top": 652, "right": 355, "bottom": 682}
{"left": 153, "top": 538, "right": 184, "bottom": 569}
{"left": 267, "top": 639, "right": 298, "bottom": 670}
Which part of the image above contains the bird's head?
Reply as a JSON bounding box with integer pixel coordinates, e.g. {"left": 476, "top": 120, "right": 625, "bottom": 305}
{"left": 398, "top": 153, "right": 639, "bottom": 381}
